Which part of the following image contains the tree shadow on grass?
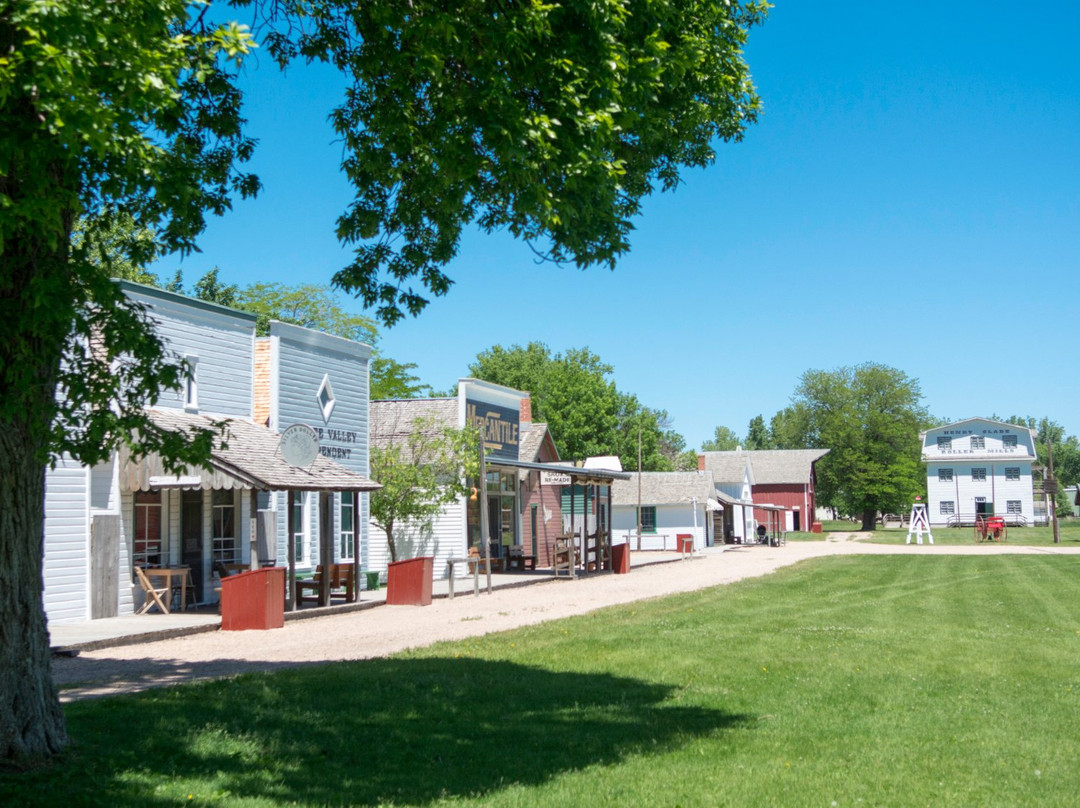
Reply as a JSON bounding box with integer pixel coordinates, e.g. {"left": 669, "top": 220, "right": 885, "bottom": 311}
{"left": 6, "top": 657, "right": 750, "bottom": 806}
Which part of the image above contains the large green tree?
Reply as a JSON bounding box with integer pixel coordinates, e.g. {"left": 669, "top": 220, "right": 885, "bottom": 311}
{"left": 468, "top": 342, "right": 680, "bottom": 470}
{"left": 1003, "top": 416, "right": 1080, "bottom": 515}
{"left": 790, "top": 363, "right": 930, "bottom": 530}
{"left": 369, "top": 418, "right": 477, "bottom": 563}
{"left": 1, "top": 0, "right": 766, "bottom": 762}
{"left": 701, "top": 425, "right": 740, "bottom": 452}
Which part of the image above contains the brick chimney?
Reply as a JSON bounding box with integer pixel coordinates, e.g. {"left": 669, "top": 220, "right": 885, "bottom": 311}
{"left": 697, "top": 454, "right": 706, "bottom": 472}
{"left": 520, "top": 395, "right": 532, "bottom": 424}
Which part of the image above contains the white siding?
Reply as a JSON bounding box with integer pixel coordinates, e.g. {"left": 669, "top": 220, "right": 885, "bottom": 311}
{"left": 269, "top": 322, "right": 372, "bottom": 572}
{"left": 611, "top": 503, "right": 707, "bottom": 550}
{"left": 126, "top": 286, "right": 256, "bottom": 417}
{"left": 376, "top": 497, "right": 465, "bottom": 579}
{"left": 43, "top": 456, "right": 89, "bottom": 624}
{"left": 922, "top": 419, "right": 1037, "bottom": 525}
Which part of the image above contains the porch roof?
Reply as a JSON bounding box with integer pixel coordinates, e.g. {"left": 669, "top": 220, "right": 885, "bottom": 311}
{"left": 484, "top": 456, "right": 632, "bottom": 484}
{"left": 120, "top": 409, "right": 382, "bottom": 493}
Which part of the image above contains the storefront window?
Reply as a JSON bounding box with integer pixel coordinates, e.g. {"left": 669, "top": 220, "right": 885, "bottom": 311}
{"left": 134, "top": 490, "right": 162, "bottom": 567}
{"left": 340, "top": 491, "right": 355, "bottom": 561}
{"left": 292, "top": 492, "right": 308, "bottom": 564}
{"left": 212, "top": 489, "right": 237, "bottom": 563}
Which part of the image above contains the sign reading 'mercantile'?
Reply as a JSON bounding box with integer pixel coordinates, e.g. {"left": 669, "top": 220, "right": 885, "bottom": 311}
{"left": 466, "top": 399, "right": 519, "bottom": 460}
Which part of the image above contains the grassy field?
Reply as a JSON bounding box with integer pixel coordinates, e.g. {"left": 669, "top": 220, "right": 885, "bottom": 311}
{"left": 5, "top": 554, "right": 1080, "bottom": 806}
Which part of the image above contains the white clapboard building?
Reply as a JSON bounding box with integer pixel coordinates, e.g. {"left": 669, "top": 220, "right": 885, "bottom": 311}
{"left": 920, "top": 417, "right": 1038, "bottom": 527}
{"left": 42, "top": 282, "right": 379, "bottom": 625}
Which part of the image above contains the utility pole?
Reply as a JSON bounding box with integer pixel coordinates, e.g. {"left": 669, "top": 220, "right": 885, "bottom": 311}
{"left": 1048, "top": 439, "right": 1060, "bottom": 544}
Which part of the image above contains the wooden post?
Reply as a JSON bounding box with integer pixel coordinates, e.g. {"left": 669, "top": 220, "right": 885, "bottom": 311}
{"left": 286, "top": 490, "right": 296, "bottom": 611}
{"left": 478, "top": 440, "right": 492, "bottom": 593}
{"left": 249, "top": 490, "right": 259, "bottom": 571}
{"left": 319, "top": 491, "right": 332, "bottom": 606}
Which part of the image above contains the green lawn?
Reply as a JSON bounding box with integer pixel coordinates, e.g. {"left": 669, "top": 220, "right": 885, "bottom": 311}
{"left": 788, "top": 519, "right": 1080, "bottom": 546}
{"left": 5, "top": 554, "right": 1080, "bottom": 806}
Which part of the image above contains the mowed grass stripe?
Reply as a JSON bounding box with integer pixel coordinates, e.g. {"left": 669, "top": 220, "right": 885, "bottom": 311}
{"left": 3, "top": 555, "right": 1079, "bottom": 806}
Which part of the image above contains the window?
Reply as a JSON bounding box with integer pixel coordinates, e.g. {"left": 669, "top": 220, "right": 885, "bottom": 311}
{"left": 1007, "top": 500, "right": 1022, "bottom": 515}
{"left": 638, "top": 506, "right": 657, "bottom": 533}
{"left": 1003, "top": 434, "right": 1017, "bottom": 448}
{"left": 291, "top": 491, "right": 308, "bottom": 564}
{"left": 183, "top": 354, "right": 198, "bottom": 410}
{"left": 212, "top": 489, "right": 238, "bottom": 563}
{"left": 940, "top": 501, "right": 955, "bottom": 515}
{"left": 1005, "top": 467, "right": 1020, "bottom": 481}
{"left": 937, "top": 436, "right": 952, "bottom": 450}
{"left": 970, "top": 436, "right": 985, "bottom": 450}
{"left": 339, "top": 492, "right": 355, "bottom": 561}
{"left": 938, "top": 468, "right": 953, "bottom": 482}
{"left": 134, "top": 490, "right": 163, "bottom": 567}
{"left": 971, "top": 468, "right": 987, "bottom": 482}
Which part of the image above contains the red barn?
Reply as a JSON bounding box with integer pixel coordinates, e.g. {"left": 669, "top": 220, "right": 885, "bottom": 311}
{"left": 699, "top": 449, "right": 829, "bottom": 533}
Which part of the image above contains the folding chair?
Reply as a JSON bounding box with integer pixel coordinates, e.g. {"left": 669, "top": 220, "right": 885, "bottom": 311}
{"left": 135, "top": 566, "right": 170, "bottom": 614}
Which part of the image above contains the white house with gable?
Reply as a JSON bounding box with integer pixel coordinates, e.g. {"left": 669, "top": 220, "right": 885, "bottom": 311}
{"left": 920, "top": 417, "right": 1038, "bottom": 527}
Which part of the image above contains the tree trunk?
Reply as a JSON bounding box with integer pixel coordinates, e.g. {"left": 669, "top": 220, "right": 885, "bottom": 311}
{"left": 0, "top": 224, "right": 72, "bottom": 763}
{"left": 0, "top": 423, "right": 68, "bottom": 764}
{"left": 860, "top": 509, "right": 877, "bottom": 532}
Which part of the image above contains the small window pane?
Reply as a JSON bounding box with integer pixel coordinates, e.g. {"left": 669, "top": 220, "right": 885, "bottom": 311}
{"left": 1005, "top": 467, "right": 1020, "bottom": 481}
{"left": 972, "top": 468, "right": 986, "bottom": 482}
{"left": 1007, "top": 500, "right": 1022, "bottom": 514}
{"left": 940, "top": 501, "right": 955, "bottom": 515}
{"left": 970, "top": 436, "right": 985, "bottom": 450}
{"left": 937, "top": 437, "right": 952, "bottom": 450}
{"left": 938, "top": 468, "right": 953, "bottom": 482}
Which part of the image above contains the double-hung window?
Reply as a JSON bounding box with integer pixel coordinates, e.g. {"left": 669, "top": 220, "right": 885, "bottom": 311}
{"left": 638, "top": 506, "right": 657, "bottom": 533}
{"left": 971, "top": 468, "right": 987, "bottom": 482}
{"left": 134, "top": 490, "right": 163, "bottom": 567}
{"left": 212, "top": 489, "right": 237, "bottom": 563}
{"left": 339, "top": 492, "right": 355, "bottom": 562}
{"left": 1005, "top": 467, "right": 1021, "bottom": 481}
{"left": 940, "top": 501, "right": 955, "bottom": 515}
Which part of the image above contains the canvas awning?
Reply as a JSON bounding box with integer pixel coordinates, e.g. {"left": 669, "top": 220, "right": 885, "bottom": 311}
{"left": 484, "top": 456, "right": 632, "bottom": 483}
{"left": 120, "top": 409, "right": 382, "bottom": 493}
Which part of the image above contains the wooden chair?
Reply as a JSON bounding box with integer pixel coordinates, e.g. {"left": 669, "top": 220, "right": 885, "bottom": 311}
{"left": 135, "top": 566, "right": 170, "bottom": 615}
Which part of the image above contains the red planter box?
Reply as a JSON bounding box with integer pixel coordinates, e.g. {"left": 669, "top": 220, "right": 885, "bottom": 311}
{"left": 221, "top": 567, "right": 285, "bottom": 631}
{"left": 386, "top": 556, "right": 433, "bottom": 606}
{"left": 612, "top": 543, "right": 631, "bottom": 574}
{"left": 811, "top": 522, "right": 823, "bottom": 534}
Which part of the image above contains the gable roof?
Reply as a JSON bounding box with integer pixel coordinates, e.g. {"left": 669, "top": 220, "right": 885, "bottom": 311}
{"left": 611, "top": 472, "right": 717, "bottom": 507}
{"left": 369, "top": 398, "right": 458, "bottom": 450}
{"left": 701, "top": 449, "right": 829, "bottom": 485}
{"left": 519, "top": 421, "right": 554, "bottom": 463}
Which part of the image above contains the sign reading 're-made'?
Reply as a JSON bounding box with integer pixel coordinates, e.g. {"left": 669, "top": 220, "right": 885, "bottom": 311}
{"left": 466, "top": 399, "right": 519, "bottom": 460}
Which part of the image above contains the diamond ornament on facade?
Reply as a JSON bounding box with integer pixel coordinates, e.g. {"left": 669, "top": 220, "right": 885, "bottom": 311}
{"left": 316, "top": 374, "right": 336, "bottom": 422}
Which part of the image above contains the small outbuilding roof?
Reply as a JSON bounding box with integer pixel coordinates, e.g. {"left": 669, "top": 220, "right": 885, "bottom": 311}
{"left": 611, "top": 472, "right": 717, "bottom": 507}
{"left": 122, "top": 409, "right": 381, "bottom": 492}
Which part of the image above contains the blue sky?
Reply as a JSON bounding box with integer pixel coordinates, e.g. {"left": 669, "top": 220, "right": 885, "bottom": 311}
{"left": 160, "top": 2, "right": 1080, "bottom": 449}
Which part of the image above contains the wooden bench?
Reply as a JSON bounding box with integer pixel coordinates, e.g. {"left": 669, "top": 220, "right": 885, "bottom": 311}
{"left": 295, "top": 563, "right": 355, "bottom": 605}
{"left": 506, "top": 545, "right": 537, "bottom": 571}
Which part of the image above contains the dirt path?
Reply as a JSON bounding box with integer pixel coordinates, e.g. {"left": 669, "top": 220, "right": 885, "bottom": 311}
{"left": 52, "top": 541, "right": 1080, "bottom": 701}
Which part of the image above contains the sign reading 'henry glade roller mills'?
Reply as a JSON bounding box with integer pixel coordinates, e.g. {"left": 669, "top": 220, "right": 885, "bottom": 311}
{"left": 279, "top": 423, "right": 320, "bottom": 467}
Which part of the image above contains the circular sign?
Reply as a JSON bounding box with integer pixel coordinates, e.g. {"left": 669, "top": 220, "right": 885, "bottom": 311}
{"left": 279, "top": 424, "right": 320, "bottom": 467}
